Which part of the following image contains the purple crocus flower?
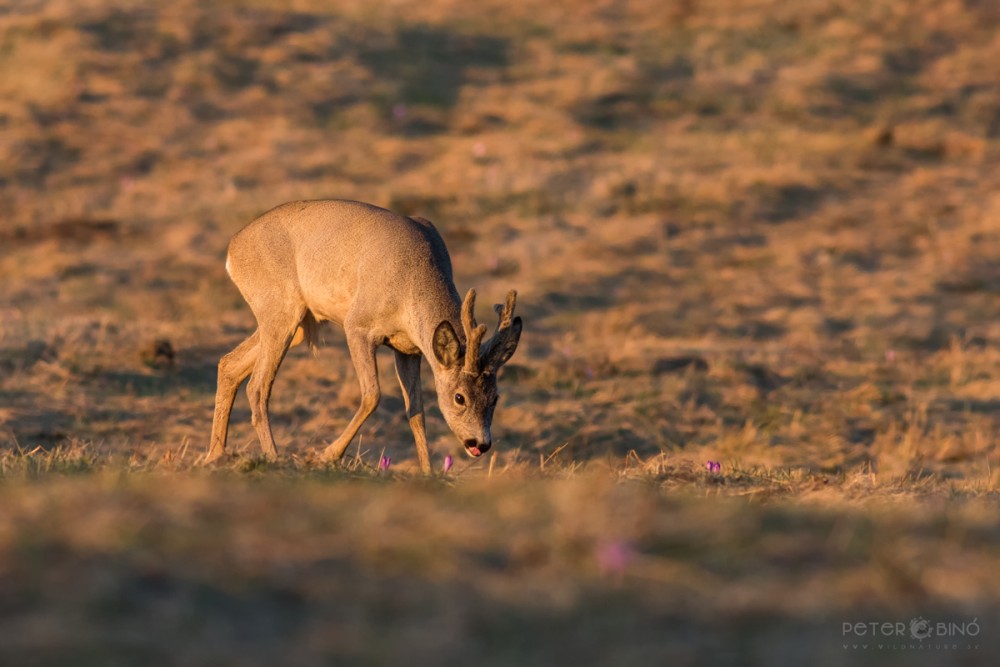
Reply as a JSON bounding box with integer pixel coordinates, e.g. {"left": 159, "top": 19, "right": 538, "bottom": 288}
{"left": 378, "top": 455, "right": 391, "bottom": 471}
{"left": 596, "top": 540, "right": 634, "bottom": 576}
{"left": 443, "top": 455, "right": 454, "bottom": 472}
{"left": 705, "top": 460, "right": 721, "bottom": 473}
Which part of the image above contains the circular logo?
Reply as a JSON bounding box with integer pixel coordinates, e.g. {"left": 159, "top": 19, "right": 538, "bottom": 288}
{"left": 910, "top": 617, "right": 932, "bottom": 640}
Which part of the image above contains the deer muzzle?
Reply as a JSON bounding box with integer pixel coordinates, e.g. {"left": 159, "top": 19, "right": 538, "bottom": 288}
{"left": 463, "top": 438, "right": 491, "bottom": 457}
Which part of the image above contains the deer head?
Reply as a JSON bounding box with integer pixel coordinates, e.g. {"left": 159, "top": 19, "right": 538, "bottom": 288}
{"left": 431, "top": 289, "right": 522, "bottom": 457}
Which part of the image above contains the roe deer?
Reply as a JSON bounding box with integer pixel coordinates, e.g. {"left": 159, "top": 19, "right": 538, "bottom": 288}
{"left": 206, "top": 199, "right": 522, "bottom": 472}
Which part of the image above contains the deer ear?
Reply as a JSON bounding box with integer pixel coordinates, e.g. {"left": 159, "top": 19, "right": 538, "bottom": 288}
{"left": 483, "top": 316, "right": 522, "bottom": 370}
{"left": 433, "top": 321, "right": 462, "bottom": 368}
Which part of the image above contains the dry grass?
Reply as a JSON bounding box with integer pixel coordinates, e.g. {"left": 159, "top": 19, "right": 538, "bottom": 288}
{"left": 0, "top": 446, "right": 998, "bottom": 664}
{"left": 3, "top": 0, "right": 1000, "bottom": 663}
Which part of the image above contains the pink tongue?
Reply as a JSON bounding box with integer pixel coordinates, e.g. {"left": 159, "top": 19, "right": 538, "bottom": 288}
{"left": 469, "top": 446, "right": 482, "bottom": 457}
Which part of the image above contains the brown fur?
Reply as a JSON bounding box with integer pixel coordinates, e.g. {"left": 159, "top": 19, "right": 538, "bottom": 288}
{"left": 206, "top": 199, "right": 522, "bottom": 472}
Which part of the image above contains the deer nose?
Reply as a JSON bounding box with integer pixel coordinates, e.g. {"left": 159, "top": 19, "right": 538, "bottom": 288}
{"left": 463, "top": 439, "right": 491, "bottom": 457}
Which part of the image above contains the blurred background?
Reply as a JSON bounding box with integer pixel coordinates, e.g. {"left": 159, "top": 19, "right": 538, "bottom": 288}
{"left": 2, "top": 1, "right": 1000, "bottom": 664}
{"left": 3, "top": 0, "right": 1000, "bottom": 471}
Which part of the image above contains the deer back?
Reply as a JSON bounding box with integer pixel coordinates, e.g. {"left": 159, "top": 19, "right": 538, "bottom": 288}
{"left": 227, "top": 199, "right": 462, "bottom": 349}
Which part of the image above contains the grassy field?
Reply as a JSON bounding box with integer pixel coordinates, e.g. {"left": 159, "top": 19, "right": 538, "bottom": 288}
{"left": 2, "top": 0, "right": 1000, "bottom": 663}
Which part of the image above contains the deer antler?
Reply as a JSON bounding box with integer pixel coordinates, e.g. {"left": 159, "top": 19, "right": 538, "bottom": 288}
{"left": 482, "top": 290, "right": 517, "bottom": 366}
{"left": 461, "top": 288, "right": 487, "bottom": 374}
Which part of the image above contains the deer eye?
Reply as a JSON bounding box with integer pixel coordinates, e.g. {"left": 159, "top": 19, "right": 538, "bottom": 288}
{"left": 455, "top": 393, "right": 466, "bottom": 406}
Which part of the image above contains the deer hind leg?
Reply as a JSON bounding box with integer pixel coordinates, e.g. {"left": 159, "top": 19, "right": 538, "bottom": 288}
{"left": 322, "top": 328, "right": 380, "bottom": 463}
{"left": 206, "top": 331, "right": 260, "bottom": 463}
{"left": 245, "top": 304, "right": 307, "bottom": 460}
{"left": 394, "top": 350, "right": 431, "bottom": 473}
